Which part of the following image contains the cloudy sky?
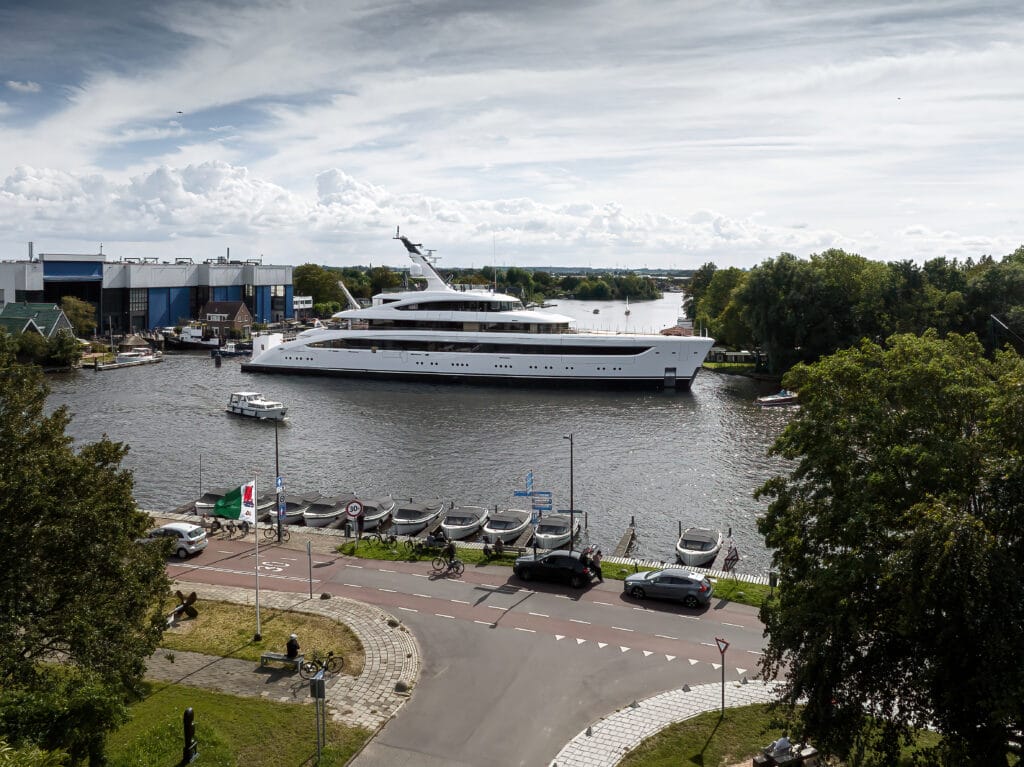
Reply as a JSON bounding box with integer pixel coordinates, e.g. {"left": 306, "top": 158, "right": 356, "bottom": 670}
{"left": 1, "top": 0, "right": 1022, "bottom": 270}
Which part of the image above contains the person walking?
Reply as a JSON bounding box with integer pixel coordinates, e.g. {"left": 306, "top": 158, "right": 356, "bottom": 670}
{"left": 592, "top": 548, "right": 604, "bottom": 582}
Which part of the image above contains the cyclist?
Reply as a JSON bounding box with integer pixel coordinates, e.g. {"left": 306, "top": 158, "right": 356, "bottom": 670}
{"left": 442, "top": 538, "right": 457, "bottom": 568}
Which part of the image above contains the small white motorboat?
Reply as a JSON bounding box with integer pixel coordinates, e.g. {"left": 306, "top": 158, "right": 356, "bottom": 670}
{"left": 675, "top": 527, "right": 723, "bottom": 567}
{"left": 193, "top": 488, "right": 229, "bottom": 515}
{"left": 532, "top": 512, "right": 580, "bottom": 549}
{"left": 756, "top": 389, "right": 798, "bottom": 407}
{"left": 482, "top": 508, "right": 532, "bottom": 544}
{"left": 280, "top": 493, "right": 312, "bottom": 525}
{"left": 226, "top": 391, "right": 287, "bottom": 421}
{"left": 303, "top": 496, "right": 350, "bottom": 528}
{"left": 441, "top": 505, "right": 490, "bottom": 541}
{"left": 391, "top": 498, "right": 446, "bottom": 535}
{"left": 358, "top": 494, "right": 397, "bottom": 530}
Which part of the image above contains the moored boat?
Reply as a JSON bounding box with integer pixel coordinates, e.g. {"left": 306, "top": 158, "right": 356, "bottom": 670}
{"left": 303, "top": 496, "right": 351, "bottom": 528}
{"left": 482, "top": 508, "right": 532, "bottom": 543}
{"left": 226, "top": 391, "right": 287, "bottom": 421}
{"left": 440, "top": 504, "right": 490, "bottom": 541}
{"left": 194, "top": 488, "right": 229, "bottom": 515}
{"left": 280, "top": 493, "right": 313, "bottom": 524}
{"left": 358, "top": 494, "right": 397, "bottom": 530}
{"left": 675, "top": 527, "right": 723, "bottom": 567}
{"left": 391, "top": 498, "right": 446, "bottom": 535}
{"left": 532, "top": 512, "right": 579, "bottom": 549}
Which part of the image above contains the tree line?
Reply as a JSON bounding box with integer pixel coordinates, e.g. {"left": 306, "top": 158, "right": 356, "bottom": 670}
{"left": 686, "top": 246, "right": 1024, "bottom": 372}
{"left": 293, "top": 263, "right": 662, "bottom": 316}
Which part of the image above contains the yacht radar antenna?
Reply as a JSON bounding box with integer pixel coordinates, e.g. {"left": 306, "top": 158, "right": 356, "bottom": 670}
{"left": 393, "top": 227, "right": 450, "bottom": 292}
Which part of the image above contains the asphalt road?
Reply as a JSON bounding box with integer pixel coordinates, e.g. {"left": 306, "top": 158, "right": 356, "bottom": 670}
{"left": 167, "top": 538, "right": 767, "bottom": 766}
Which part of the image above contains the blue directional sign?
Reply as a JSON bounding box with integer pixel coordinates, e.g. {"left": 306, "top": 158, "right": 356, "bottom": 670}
{"left": 276, "top": 476, "right": 283, "bottom": 491}
{"left": 526, "top": 470, "right": 534, "bottom": 493}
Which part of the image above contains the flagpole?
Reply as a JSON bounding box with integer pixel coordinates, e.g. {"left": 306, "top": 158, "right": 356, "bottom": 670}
{"left": 253, "top": 472, "right": 262, "bottom": 642}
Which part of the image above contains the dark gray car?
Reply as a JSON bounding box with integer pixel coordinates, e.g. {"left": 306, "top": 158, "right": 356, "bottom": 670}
{"left": 623, "top": 568, "right": 713, "bottom": 607}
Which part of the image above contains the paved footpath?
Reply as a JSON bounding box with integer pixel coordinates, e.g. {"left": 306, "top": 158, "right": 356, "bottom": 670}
{"left": 151, "top": 581, "right": 420, "bottom": 732}
{"left": 550, "top": 679, "right": 783, "bottom": 767}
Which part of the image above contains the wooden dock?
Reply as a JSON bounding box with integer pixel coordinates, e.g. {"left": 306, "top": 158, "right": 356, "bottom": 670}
{"left": 612, "top": 521, "right": 637, "bottom": 557}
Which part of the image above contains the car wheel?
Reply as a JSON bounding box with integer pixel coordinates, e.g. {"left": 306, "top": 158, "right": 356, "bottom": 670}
{"left": 683, "top": 595, "right": 699, "bottom": 608}
{"left": 176, "top": 548, "right": 189, "bottom": 560}
{"left": 571, "top": 574, "right": 584, "bottom": 588}
{"left": 518, "top": 568, "right": 531, "bottom": 581}
{"left": 630, "top": 586, "right": 646, "bottom": 599}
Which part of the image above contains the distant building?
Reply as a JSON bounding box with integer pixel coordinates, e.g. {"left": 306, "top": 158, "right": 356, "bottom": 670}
{"left": 198, "top": 300, "right": 253, "bottom": 339}
{"left": 0, "top": 302, "right": 74, "bottom": 338}
{"left": 293, "top": 295, "right": 313, "bottom": 320}
{"left": 0, "top": 246, "right": 293, "bottom": 334}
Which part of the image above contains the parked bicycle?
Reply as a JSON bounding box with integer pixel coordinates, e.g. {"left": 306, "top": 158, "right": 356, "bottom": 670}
{"left": 366, "top": 531, "right": 398, "bottom": 549}
{"left": 221, "top": 519, "right": 250, "bottom": 537}
{"left": 263, "top": 524, "right": 291, "bottom": 542}
{"left": 298, "top": 649, "right": 344, "bottom": 679}
{"left": 431, "top": 556, "right": 465, "bottom": 577}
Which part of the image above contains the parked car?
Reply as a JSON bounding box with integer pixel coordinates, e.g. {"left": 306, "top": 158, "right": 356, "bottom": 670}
{"left": 513, "top": 549, "right": 596, "bottom": 588}
{"left": 142, "top": 523, "right": 209, "bottom": 559}
{"left": 623, "top": 568, "right": 714, "bottom": 607}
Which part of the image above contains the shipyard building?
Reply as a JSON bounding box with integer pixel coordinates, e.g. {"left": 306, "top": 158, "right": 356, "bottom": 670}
{"left": 0, "top": 246, "right": 293, "bottom": 333}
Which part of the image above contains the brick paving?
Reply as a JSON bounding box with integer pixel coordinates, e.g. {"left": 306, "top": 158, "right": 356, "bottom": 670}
{"left": 549, "top": 680, "right": 784, "bottom": 767}
{"left": 150, "top": 581, "right": 420, "bottom": 732}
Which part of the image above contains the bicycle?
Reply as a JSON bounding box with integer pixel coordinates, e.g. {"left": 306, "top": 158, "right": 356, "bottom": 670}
{"left": 262, "top": 524, "right": 291, "bottom": 542}
{"left": 366, "top": 531, "right": 398, "bottom": 549}
{"left": 298, "top": 649, "right": 344, "bottom": 679}
{"left": 431, "top": 556, "right": 465, "bottom": 577}
{"left": 221, "top": 519, "right": 250, "bottom": 537}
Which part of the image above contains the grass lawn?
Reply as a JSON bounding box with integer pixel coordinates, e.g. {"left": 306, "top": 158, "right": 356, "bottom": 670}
{"left": 107, "top": 681, "right": 370, "bottom": 767}
{"left": 337, "top": 540, "right": 772, "bottom": 609}
{"left": 159, "top": 601, "right": 364, "bottom": 676}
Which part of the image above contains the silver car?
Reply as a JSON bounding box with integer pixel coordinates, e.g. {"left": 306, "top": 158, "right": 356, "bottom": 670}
{"left": 623, "top": 568, "right": 714, "bottom": 607}
{"left": 144, "top": 523, "right": 209, "bottom": 559}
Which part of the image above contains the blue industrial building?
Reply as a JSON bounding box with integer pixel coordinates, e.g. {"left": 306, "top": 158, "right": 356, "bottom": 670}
{"left": 0, "top": 246, "right": 293, "bottom": 334}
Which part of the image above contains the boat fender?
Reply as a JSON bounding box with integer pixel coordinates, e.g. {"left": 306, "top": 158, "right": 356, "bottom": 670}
{"left": 371, "top": 346, "right": 377, "bottom": 353}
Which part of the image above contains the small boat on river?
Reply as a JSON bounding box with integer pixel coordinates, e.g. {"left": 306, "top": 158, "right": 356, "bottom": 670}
{"left": 533, "top": 512, "right": 579, "bottom": 549}
{"left": 194, "top": 489, "right": 229, "bottom": 515}
{"left": 280, "top": 493, "right": 313, "bottom": 524}
{"left": 675, "top": 527, "right": 723, "bottom": 567}
{"left": 441, "top": 505, "right": 490, "bottom": 541}
{"left": 391, "top": 498, "right": 446, "bottom": 535}
{"left": 358, "top": 494, "right": 397, "bottom": 530}
{"left": 482, "top": 508, "right": 532, "bottom": 543}
{"left": 226, "top": 391, "right": 287, "bottom": 421}
{"left": 211, "top": 342, "right": 250, "bottom": 358}
{"left": 756, "top": 389, "right": 798, "bottom": 407}
{"left": 303, "top": 496, "right": 351, "bottom": 528}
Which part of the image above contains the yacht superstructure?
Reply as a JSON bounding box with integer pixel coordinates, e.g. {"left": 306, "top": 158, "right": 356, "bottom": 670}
{"left": 242, "top": 229, "right": 714, "bottom": 390}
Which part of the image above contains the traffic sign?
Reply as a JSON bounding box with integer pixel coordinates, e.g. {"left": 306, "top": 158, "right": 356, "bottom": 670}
{"left": 723, "top": 546, "right": 740, "bottom": 572}
{"left": 345, "top": 500, "right": 364, "bottom": 519}
{"left": 276, "top": 476, "right": 283, "bottom": 491}
{"left": 715, "top": 637, "right": 729, "bottom": 654}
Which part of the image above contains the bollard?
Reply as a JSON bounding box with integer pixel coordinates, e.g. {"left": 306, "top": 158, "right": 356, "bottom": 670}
{"left": 182, "top": 707, "right": 198, "bottom": 764}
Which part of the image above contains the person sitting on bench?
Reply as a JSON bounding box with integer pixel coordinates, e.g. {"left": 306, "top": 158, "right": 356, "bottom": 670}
{"left": 483, "top": 537, "right": 505, "bottom": 558}
{"left": 425, "top": 529, "right": 447, "bottom": 547}
{"left": 286, "top": 633, "right": 300, "bottom": 659}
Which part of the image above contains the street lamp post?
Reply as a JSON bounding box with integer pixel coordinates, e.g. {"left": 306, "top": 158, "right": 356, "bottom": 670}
{"left": 564, "top": 433, "right": 574, "bottom": 553}
{"left": 275, "top": 420, "right": 282, "bottom": 543}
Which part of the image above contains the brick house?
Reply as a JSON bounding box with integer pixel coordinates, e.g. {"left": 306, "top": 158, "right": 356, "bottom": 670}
{"left": 197, "top": 301, "right": 253, "bottom": 340}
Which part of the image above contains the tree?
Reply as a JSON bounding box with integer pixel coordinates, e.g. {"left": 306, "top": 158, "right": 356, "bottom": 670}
{"left": 59, "top": 297, "right": 96, "bottom": 338}
{"left": 292, "top": 263, "right": 344, "bottom": 306}
{"left": 757, "top": 331, "right": 1024, "bottom": 766}
{"left": 0, "top": 332, "right": 170, "bottom": 764}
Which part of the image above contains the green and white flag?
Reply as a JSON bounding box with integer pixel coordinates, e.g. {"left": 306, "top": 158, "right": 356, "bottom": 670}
{"left": 213, "top": 480, "right": 257, "bottom": 524}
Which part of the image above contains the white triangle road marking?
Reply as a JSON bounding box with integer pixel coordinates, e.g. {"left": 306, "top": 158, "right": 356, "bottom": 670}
{"left": 712, "top": 662, "right": 722, "bottom": 670}
{"left": 598, "top": 642, "right": 608, "bottom": 649}
{"left": 666, "top": 655, "right": 676, "bottom": 662}
{"left": 576, "top": 638, "right": 586, "bottom": 645}
{"left": 555, "top": 635, "right": 565, "bottom": 641}
{"left": 736, "top": 667, "right": 747, "bottom": 676}
{"left": 642, "top": 650, "right": 653, "bottom": 657}
{"left": 688, "top": 659, "right": 699, "bottom": 665}
{"left": 620, "top": 646, "right": 630, "bottom": 653}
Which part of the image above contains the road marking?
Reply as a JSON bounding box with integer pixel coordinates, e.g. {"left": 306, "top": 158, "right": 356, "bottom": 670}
{"left": 528, "top": 612, "right": 549, "bottom": 618}
{"left": 700, "top": 642, "right": 716, "bottom": 647}
{"left": 378, "top": 588, "right": 396, "bottom": 593}
{"left": 555, "top": 635, "right": 566, "bottom": 641}
{"left": 736, "top": 667, "right": 748, "bottom": 675}
{"left": 344, "top": 564, "right": 363, "bottom": 568}
{"left": 711, "top": 662, "right": 723, "bottom": 670}
{"left": 666, "top": 655, "right": 676, "bottom": 661}
{"left": 632, "top": 606, "right": 651, "bottom": 612}
{"left": 746, "top": 650, "right": 764, "bottom": 656}
{"left": 216, "top": 550, "right": 234, "bottom": 554}
{"left": 620, "top": 646, "right": 630, "bottom": 653}
{"left": 594, "top": 601, "right": 614, "bottom": 606}
{"left": 379, "top": 568, "right": 395, "bottom": 573}
{"left": 474, "top": 620, "right": 493, "bottom": 626}
{"left": 679, "top": 615, "right": 700, "bottom": 621}
{"left": 576, "top": 638, "right": 586, "bottom": 645}
{"left": 398, "top": 607, "right": 417, "bottom": 613}
{"left": 435, "top": 613, "right": 455, "bottom": 619}
{"left": 343, "top": 583, "right": 362, "bottom": 588}
{"left": 643, "top": 650, "right": 653, "bottom": 657}
{"left": 451, "top": 599, "right": 471, "bottom": 605}
{"left": 655, "top": 634, "right": 678, "bottom": 640}
{"left": 598, "top": 642, "right": 608, "bottom": 648}
{"left": 413, "top": 594, "right": 432, "bottom": 599}
{"left": 281, "top": 556, "right": 298, "bottom": 561}
{"left": 488, "top": 605, "right": 507, "bottom": 611}
{"left": 569, "top": 619, "right": 590, "bottom": 625}
{"left": 555, "top": 595, "right": 571, "bottom": 600}
{"left": 173, "top": 563, "right": 316, "bottom": 583}
{"left": 612, "top": 626, "right": 634, "bottom": 632}
{"left": 411, "top": 573, "right": 429, "bottom": 578}
{"left": 689, "top": 659, "right": 699, "bottom": 665}
{"left": 515, "top": 627, "right": 536, "bottom": 633}
{"left": 722, "top": 622, "right": 745, "bottom": 628}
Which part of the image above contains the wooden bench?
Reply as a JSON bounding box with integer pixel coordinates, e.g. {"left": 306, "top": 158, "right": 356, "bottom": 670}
{"left": 260, "top": 652, "right": 303, "bottom": 670}
{"left": 483, "top": 545, "right": 527, "bottom": 559}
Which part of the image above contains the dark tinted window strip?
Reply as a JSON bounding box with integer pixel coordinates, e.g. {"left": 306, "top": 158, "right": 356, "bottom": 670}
{"left": 307, "top": 338, "right": 651, "bottom": 356}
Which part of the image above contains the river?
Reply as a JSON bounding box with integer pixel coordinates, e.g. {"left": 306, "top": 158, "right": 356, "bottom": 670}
{"left": 45, "top": 294, "right": 793, "bottom": 574}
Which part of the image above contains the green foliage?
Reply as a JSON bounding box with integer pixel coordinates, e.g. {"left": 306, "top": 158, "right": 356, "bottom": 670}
{"left": 59, "top": 297, "right": 97, "bottom": 337}
{"left": 368, "top": 265, "right": 402, "bottom": 295}
{"left": 0, "top": 334, "right": 170, "bottom": 763}
{"left": 105, "top": 682, "right": 369, "bottom": 767}
{"left": 45, "top": 331, "right": 83, "bottom": 368}
{"left": 757, "top": 331, "right": 1024, "bottom": 766}
{"left": 292, "top": 263, "right": 344, "bottom": 306}
{"left": 0, "top": 737, "right": 68, "bottom": 766}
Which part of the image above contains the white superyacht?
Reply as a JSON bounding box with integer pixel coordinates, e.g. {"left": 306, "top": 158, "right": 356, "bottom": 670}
{"left": 242, "top": 230, "right": 714, "bottom": 390}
